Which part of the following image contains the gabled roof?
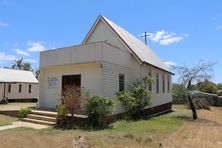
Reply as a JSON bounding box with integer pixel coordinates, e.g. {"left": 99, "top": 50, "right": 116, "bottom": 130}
{"left": 83, "top": 15, "right": 172, "bottom": 74}
{"left": 0, "top": 68, "right": 38, "bottom": 83}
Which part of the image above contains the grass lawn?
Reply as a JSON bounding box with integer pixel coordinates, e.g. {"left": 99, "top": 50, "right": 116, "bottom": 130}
{"left": 0, "top": 114, "right": 18, "bottom": 126}
{"left": 1, "top": 104, "right": 191, "bottom": 147}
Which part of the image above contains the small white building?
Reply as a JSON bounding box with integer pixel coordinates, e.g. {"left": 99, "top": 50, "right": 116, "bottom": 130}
{"left": 39, "top": 16, "right": 173, "bottom": 115}
{"left": 0, "top": 68, "right": 38, "bottom": 102}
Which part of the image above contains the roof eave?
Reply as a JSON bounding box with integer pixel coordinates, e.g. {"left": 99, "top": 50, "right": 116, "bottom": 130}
{"left": 143, "top": 62, "right": 174, "bottom": 75}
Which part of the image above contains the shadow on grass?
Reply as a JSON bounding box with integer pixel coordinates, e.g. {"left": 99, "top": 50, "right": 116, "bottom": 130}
{"left": 174, "top": 115, "right": 222, "bottom": 127}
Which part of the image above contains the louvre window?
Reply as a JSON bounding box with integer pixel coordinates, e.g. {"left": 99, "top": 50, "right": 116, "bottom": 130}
{"left": 8, "top": 84, "right": 11, "bottom": 93}
{"left": 29, "top": 85, "right": 32, "bottom": 93}
{"left": 167, "top": 76, "right": 170, "bottom": 93}
{"left": 19, "top": 84, "right": 22, "bottom": 93}
{"left": 156, "top": 73, "right": 159, "bottom": 93}
{"left": 162, "top": 74, "right": 165, "bottom": 93}
{"left": 148, "top": 69, "right": 152, "bottom": 91}
{"left": 119, "top": 74, "right": 125, "bottom": 92}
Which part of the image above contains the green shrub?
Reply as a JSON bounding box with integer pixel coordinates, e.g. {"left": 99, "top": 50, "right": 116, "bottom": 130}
{"left": 85, "top": 96, "right": 114, "bottom": 129}
{"left": 18, "top": 108, "right": 32, "bottom": 119}
{"left": 55, "top": 103, "right": 68, "bottom": 128}
{"left": 117, "top": 77, "right": 152, "bottom": 120}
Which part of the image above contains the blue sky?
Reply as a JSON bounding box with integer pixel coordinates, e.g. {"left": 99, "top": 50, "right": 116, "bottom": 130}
{"left": 0, "top": 0, "right": 221, "bottom": 83}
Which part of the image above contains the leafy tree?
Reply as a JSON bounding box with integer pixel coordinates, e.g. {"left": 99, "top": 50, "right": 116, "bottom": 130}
{"left": 11, "top": 58, "right": 24, "bottom": 69}
{"left": 117, "top": 76, "right": 152, "bottom": 120}
{"left": 175, "top": 60, "right": 215, "bottom": 120}
{"left": 172, "top": 83, "right": 187, "bottom": 103}
{"left": 196, "top": 79, "right": 218, "bottom": 94}
{"left": 11, "top": 57, "right": 33, "bottom": 71}
{"left": 34, "top": 69, "right": 40, "bottom": 79}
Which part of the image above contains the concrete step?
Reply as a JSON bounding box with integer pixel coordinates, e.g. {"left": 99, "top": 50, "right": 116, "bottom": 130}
{"left": 27, "top": 114, "right": 56, "bottom": 122}
{"left": 31, "top": 110, "right": 57, "bottom": 117}
{"left": 21, "top": 118, "right": 56, "bottom": 126}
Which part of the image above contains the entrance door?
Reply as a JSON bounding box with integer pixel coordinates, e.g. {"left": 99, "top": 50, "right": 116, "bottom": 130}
{"left": 62, "top": 75, "right": 81, "bottom": 92}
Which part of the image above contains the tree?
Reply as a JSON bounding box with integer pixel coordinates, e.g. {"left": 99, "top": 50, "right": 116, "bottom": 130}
{"left": 172, "top": 83, "right": 187, "bottom": 104}
{"left": 11, "top": 58, "right": 24, "bottom": 69}
{"left": 196, "top": 79, "right": 218, "bottom": 94}
{"left": 11, "top": 58, "right": 32, "bottom": 71}
{"left": 34, "top": 69, "right": 40, "bottom": 80}
{"left": 175, "top": 61, "right": 215, "bottom": 120}
{"left": 61, "top": 85, "right": 84, "bottom": 124}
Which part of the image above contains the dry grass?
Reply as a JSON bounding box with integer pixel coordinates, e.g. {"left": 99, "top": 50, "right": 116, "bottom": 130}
{"left": 0, "top": 114, "right": 17, "bottom": 126}
{"left": 0, "top": 105, "right": 189, "bottom": 148}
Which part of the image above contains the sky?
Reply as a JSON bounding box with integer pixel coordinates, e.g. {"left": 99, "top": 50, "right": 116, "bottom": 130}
{"left": 0, "top": 0, "right": 221, "bottom": 83}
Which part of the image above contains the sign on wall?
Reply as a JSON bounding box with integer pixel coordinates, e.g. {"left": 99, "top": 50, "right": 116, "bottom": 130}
{"left": 48, "top": 77, "right": 58, "bottom": 88}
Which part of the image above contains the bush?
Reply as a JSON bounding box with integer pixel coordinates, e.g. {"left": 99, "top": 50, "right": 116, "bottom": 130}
{"left": 85, "top": 96, "right": 114, "bottom": 129}
{"left": 117, "top": 77, "right": 151, "bottom": 120}
{"left": 55, "top": 103, "right": 68, "bottom": 128}
{"left": 18, "top": 108, "right": 32, "bottom": 119}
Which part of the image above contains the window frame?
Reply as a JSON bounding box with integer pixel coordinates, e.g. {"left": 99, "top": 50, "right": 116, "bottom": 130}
{"left": 28, "top": 84, "right": 32, "bottom": 93}
{"left": 19, "top": 84, "right": 22, "bottom": 93}
{"left": 8, "top": 84, "right": 11, "bottom": 93}
{"left": 156, "top": 73, "right": 159, "bottom": 93}
{"left": 162, "top": 74, "right": 165, "bottom": 93}
{"left": 148, "top": 69, "right": 152, "bottom": 91}
{"left": 119, "top": 74, "right": 125, "bottom": 92}
{"left": 167, "top": 76, "right": 170, "bottom": 93}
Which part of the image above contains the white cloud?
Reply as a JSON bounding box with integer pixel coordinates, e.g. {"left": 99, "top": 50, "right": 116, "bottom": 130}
{"left": 15, "top": 49, "right": 30, "bottom": 56}
{"left": 216, "top": 25, "right": 222, "bottom": 31}
{"left": 0, "top": 52, "right": 16, "bottom": 63}
{"left": 151, "top": 30, "right": 166, "bottom": 42}
{"left": 160, "top": 37, "right": 183, "bottom": 45}
{"left": 0, "top": 23, "right": 8, "bottom": 27}
{"left": 164, "top": 61, "right": 176, "bottom": 68}
{"left": 146, "top": 30, "right": 188, "bottom": 45}
{"left": 27, "top": 41, "right": 46, "bottom": 52}
{"left": 24, "top": 59, "right": 37, "bottom": 63}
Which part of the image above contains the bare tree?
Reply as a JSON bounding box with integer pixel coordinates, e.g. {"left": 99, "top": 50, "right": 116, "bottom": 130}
{"left": 61, "top": 85, "right": 84, "bottom": 123}
{"left": 175, "top": 60, "right": 215, "bottom": 120}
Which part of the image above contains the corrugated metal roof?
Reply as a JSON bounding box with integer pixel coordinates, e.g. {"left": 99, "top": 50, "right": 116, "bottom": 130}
{"left": 102, "top": 16, "right": 171, "bottom": 73}
{"left": 0, "top": 68, "right": 38, "bottom": 83}
{"left": 83, "top": 16, "right": 172, "bottom": 73}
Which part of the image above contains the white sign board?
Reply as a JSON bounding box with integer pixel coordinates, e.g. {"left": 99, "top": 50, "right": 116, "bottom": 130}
{"left": 48, "top": 77, "right": 58, "bottom": 88}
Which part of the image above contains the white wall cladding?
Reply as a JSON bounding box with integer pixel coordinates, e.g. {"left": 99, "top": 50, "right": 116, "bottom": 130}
{"left": 140, "top": 64, "right": 172, "bottom": 107}
{"left": 85, "top": 19, "right": 128, "bottom": 51}
{"left": 102, "top": 61, "right": 130, "bottom": 97}
{"left": 0, "top": 83, "right": 38, "bottom": 99}
{"left": 39, "top": 63, "right": 102, "bottom": 108}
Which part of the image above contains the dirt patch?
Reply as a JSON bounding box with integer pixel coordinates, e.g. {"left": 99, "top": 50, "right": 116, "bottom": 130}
{"left": 162, "top": 107, "right": 222, "bottom": 148}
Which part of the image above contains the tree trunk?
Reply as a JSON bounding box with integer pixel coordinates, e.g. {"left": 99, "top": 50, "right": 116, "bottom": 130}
{"left": 188, "top": 91, "right": 197, "bottom": 120}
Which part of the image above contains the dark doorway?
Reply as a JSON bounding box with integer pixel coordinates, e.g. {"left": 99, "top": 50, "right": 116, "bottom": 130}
{"left": 62, "top": 75, "right": 81, "bottom": 92}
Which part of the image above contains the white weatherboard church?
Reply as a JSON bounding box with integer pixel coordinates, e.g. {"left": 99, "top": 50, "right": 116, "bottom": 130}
{"left": 0, "top": 68, "right": 38, "bottom": 101}
{"left": 39, "top": 16, "right": 173, "bottom": 115}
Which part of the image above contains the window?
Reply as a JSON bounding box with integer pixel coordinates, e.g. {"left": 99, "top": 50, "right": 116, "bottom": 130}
{"left": 28, "top": 85, "right": 32, "bottom": 93}
{"left": 148, "top": 69, "right": 152, "bottom": 91}
{"left": 19, "top": 84, "right": 22, "bottom": 93}
{"left": 8, "top": 84, "right": 11, "bottom": 93}
{"left": 162, "top": 74, "right": 165, "bottom": 93}
{"left": 119, "top": 74, "right": 125, "bottom": 92}
{"left": 156, "top": 73, "right": 159, "bottom": 93}
{"left": 167, "top": 76, "right": 170, "bottom": 93}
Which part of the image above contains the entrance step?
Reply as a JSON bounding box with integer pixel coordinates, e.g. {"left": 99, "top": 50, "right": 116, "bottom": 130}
{"left": 27, "top": 114, "right": 56, "bottom": 122}
{"left": 31, "top": 110, "right": 57, "bottom": 117}
{"left": 21, "top": 118, "right": 55, "bottom": 126}
{"left": 21, "top": 110, "right": 57, "bottom": 126}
